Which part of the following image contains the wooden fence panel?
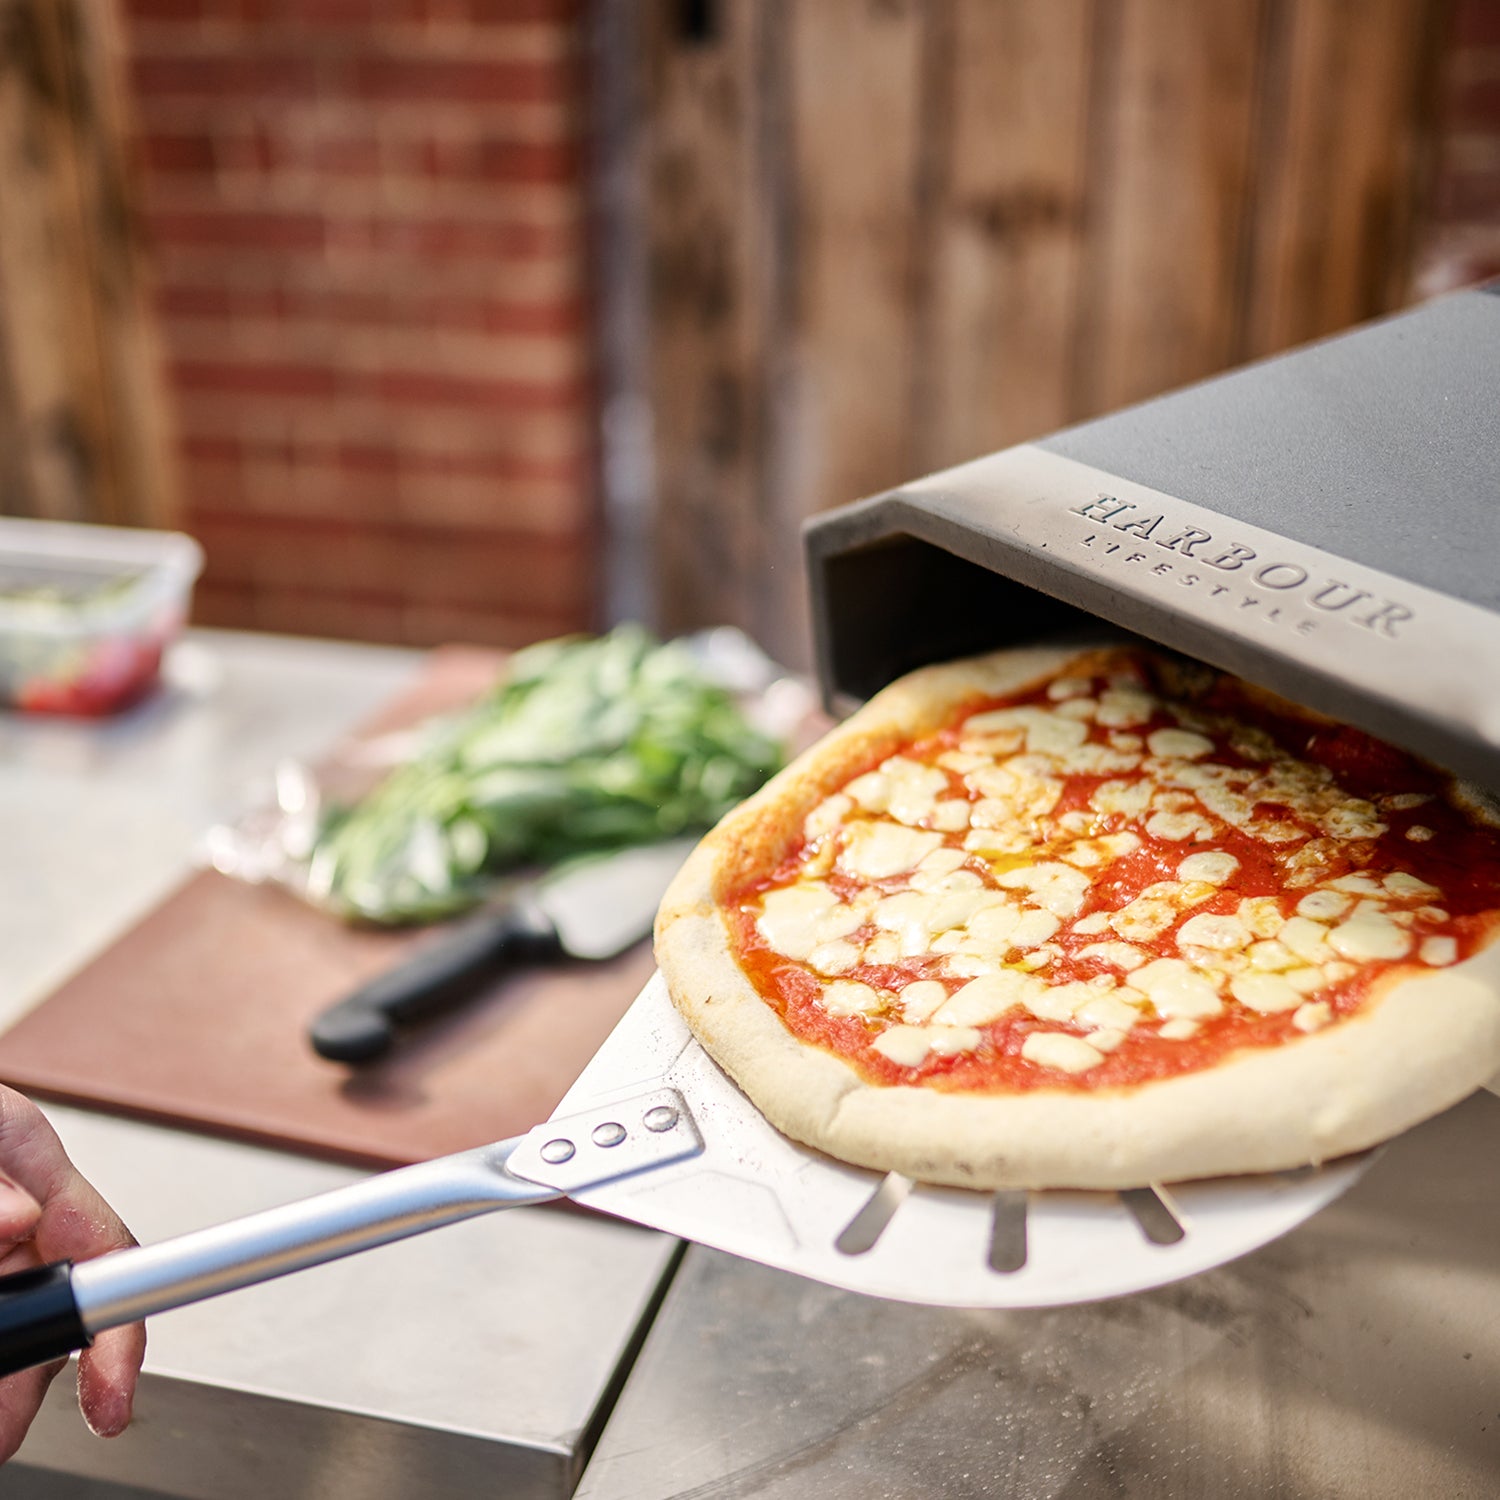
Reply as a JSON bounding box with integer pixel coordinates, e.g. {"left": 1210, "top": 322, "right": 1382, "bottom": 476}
{"left": 0, "top": 0, "right": 172, "bottom": 526}
{"left": 644, "top": 0, "right": 771, "bottom": 641}
{"left": 633, "top": 0, "right": 1445, "bottom": 669}
{"left": 1079, "top": 0, "right": 1267, "bottom": 415}
{"left": 772, "top": 0, "right": 927, "bottom": 663}
{"left": 920, "top": 0, "right": 1094, "bottom": 468}
{"left": 1240, "top": 0, "right": 1443, "bottom": 357}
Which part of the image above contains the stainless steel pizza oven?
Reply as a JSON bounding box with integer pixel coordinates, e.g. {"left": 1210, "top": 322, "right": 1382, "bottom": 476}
{"left": 806, "top": 282, "right": 1500, "bottom": 792}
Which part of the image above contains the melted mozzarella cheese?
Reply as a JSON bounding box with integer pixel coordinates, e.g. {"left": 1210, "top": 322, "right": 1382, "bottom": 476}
{"left": 1132, "top": 959, "right": 1223, "bottom": 1018}
{"left": 1022, "top": 1032, "right": 1105, "bottom": 1073}
{"left": 822, "top": 980, "right": 886, "bottom": 1017}
{"left": 1229, "top": 972, "right": 1303, "bottom": 1013}
{"left": 838, "top": 821, "right": 944, "bottom": 879}
{"left": 872, "top": 1023, "right": 982, "bottom": 1067}
{"left": 933, "top": 970, "right": 1042, "bottom": 1026}
{"left": 1177, "top": 850, "right": 1239, "bottom": 884}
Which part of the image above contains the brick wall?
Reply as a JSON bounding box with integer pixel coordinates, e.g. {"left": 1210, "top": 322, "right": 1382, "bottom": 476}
{"left": 1417, "top": 0, "right": 1500, "bottom": 294}
{"left": 120, "top": 0, "right": 598, "bottom": 648}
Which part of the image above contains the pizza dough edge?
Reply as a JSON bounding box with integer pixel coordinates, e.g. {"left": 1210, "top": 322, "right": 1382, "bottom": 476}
{"left": 653, "top": 645, "right": 1500, "bottom": 1190}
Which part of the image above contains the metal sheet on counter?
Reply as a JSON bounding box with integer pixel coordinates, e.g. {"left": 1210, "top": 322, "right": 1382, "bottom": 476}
{"left": 576, "top": 1088, "right": 1500, "bottom": 1500}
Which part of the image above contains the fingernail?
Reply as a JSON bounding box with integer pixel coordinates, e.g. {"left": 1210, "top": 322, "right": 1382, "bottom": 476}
{"left": 79, "top": 1369, "right": 133, "bottom": 1439}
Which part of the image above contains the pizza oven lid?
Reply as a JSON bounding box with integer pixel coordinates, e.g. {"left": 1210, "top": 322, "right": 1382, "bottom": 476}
{"left": 805, "top": 282, "right": 1500, "bottom": 792}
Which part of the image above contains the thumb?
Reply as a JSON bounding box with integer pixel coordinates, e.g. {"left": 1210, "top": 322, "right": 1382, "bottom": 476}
{"left": 0, "top": 1171, "right": 41, "bottom": 1244}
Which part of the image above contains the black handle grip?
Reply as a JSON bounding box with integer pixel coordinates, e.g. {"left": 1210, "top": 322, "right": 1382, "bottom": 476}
{"left": 0, "top": 1261, "right": 90, "bottom": 1378}
{"left": 309, "top": 898, "right": 560, "bottom": 1063}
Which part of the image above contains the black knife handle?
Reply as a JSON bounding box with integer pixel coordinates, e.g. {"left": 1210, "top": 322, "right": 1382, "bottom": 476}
{"left": 0, "top": 1261, "right": 90, "bottom": 1378}
{"left": 309, "top": 898, "right": 560, "bottom": 1064}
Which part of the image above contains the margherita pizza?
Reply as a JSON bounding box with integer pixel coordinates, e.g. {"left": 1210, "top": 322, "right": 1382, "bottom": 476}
{"left": 654, "top": 645, "right": 1500, "bottom": 1189}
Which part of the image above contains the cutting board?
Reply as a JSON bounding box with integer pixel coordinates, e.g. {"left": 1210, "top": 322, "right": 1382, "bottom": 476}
{"left": 0, "top": 648, "right": 658, "bottom": 1169}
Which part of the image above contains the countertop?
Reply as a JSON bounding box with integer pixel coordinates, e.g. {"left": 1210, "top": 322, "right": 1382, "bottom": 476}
{"left": 7, "top": 629, "right": 1500, "bottom": 1499}
{"left": 3, "top": 630, "right": 678, "bottom": 1499}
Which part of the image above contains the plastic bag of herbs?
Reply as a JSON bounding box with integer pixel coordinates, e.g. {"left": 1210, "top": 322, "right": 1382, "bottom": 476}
{"left": 303, "top": 625, "right": 786, "bottom": 925}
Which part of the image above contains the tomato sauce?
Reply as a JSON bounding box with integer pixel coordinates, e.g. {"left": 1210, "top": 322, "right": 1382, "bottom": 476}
{"left": 725, "top": 658, "right": 1500, "bottom": 1094}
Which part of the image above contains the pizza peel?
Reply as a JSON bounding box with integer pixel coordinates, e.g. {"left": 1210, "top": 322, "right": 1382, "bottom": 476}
{"left": 0, "top": 974, "right": 1380, "bottom": 1377}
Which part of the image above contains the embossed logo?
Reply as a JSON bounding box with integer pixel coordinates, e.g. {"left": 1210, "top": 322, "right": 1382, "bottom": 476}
{"left": 1068, "top": 495, "right": 1414, "bottom": 639}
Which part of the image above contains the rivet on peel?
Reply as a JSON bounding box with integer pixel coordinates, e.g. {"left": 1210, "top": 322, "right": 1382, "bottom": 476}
{"left": 539, "top": 1139, "right": 576, "bottom": 1165}
{"left": 592, "top": 1122, "right": 627, "bottom": 1148}
{"left": 643, "top": 1105, "right": 680, "bottom": 1133}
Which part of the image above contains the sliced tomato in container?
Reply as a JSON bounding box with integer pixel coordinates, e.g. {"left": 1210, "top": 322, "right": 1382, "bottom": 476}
{"left": 0, "top": 519, "right": 202, "bottom": 717}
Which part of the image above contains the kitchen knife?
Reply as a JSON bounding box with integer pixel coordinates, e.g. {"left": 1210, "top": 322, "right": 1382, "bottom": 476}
{"left": 308, "top": 838, "right": 694, "bottom": 1064}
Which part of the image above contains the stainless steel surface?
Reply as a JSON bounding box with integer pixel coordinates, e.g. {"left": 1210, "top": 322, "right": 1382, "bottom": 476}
{"left": 71, "top": 1142, "right": 557, "bottom": 1333}
{"left": 546, "top": 976, "right": 1377, "bottom": 1308}
{"left": 540, "top": 839, "right": 696, "bottom": 960}
{"left": 3, "top": 630, "right": 680, "bottom": 1496}
{"left": 577, "top": 1087, "right": 1500, "bottom": 1500}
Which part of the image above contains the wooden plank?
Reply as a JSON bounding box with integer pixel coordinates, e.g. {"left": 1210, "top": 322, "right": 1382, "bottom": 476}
{"left": 0, "top": 0, "right": 174, "bottom": 525}
{"left": 777, "top": 0, "right": 926, "bottom": 521}
{"left": 919, "top": 0, "right": 1094, "bottom": 468}
{"left": 646, "top": 0, "right": 928, "bottom": 672}
{"left": 1239, "top": 0, "right": 1444, "bottom": 357}
{"left": 637, "top": 0, "right": 1444, "bottom": 669}
{"left": 643, "top": 0, "right": 771, "bottom": 645}
{"left": 1076, "top": 0, "right": 1267, "bottom": 416}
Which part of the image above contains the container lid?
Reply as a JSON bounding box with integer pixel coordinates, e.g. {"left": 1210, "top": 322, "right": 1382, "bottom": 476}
{"left": 0, "top": 518, "right": 203, "bottom": 633}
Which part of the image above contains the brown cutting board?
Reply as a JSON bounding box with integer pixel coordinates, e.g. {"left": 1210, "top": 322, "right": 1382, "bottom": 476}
{"left": 0, "top": 648, "right": 656, "bottom": 1169}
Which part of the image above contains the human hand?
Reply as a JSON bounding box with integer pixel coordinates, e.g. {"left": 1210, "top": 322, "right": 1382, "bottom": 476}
{"left": 0, "top": 1087, "right": 145, "bottom": 1463}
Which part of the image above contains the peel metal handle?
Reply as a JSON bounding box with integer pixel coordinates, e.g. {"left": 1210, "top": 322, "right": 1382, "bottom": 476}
{"left": 310, "top": 898, "right": 559, "bottom": 1063}
{"left": 0, "top": 1140, "right": 557, "bottom": 1379}
{"left": 0, "top": 1087, "right": 703, "bottom": 1380}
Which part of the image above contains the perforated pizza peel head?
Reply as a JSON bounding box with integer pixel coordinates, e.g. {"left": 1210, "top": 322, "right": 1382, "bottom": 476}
{"left": 0, "top": 972, "right": 1387, "bottom": 1380}
{"left": 505, "top": 974, "right": 1379, "bottom": 1309}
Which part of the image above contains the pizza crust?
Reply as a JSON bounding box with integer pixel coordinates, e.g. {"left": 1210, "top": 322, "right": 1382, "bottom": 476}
{"left": 654, "top": 646, "right": 1500, "bottom": 1190}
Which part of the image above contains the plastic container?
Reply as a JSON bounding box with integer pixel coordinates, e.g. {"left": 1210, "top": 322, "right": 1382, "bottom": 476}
{"left": 0, "top": 518, "right": 204, "bottom": 716}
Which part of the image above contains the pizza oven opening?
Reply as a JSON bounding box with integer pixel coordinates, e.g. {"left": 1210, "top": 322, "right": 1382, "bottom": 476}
{"left": 810, "top": 530, "right": 1146, "bottom": 716}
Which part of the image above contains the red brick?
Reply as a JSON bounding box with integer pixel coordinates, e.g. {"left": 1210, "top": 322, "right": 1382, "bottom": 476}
{"left": 192, "top": 579, "right": 260, "bottom": 633}
{"left": 149, "top": 210, "right": 327, "bottom": 252}
{"left": 350, "top": 57, "right": 567, "bottom": 105}
{"left": 213, "top": 127, "right": 278, "bottom": 174}
{"left": 141, "top": 132, "right": 217, "bottom": 173}
{"left": 278, "top": 0, "right": 379, "bottom": 22}
{"left": 363, "top": 215, "right": 574, "bottom": 260}
{"left": 181, "top": 434, "right": 243, "bottom": 464}
{"left": 400, "top": 601, "right": 588, "bottom": 650}
{"left": 476, "top": 297, "right": 584, "bottom": 335}
{"left": 123, "top": 0, "right": 207, "bottom": 20}
{"left": 185, "top": 513, "right": 592, "bottom": 611}
{"left": 368, "top": 369, "right": 582, "bottom": 409}
{"left": 1434, "top": 168, "right": 1500, "bottom": 221}
{"left": 400, "top": 474, "right": 588, "bottom": 533}
{"left": 334, "top": 442, "right": 402, "bottom": 476}
{"left": 465, "top": 0, "right": 583, "bottom": 23}
{"left": 471, "top": 137, "right": 579, "bottom": 182}
{"left": 131, "top": 54, "right": 321, "bottom": 99}
{"left": 154, "top": 282, "right": 235, "bottom": 318}
{"left": 1451, "top": 76, "right": 1500, "bottom": 130}
{"left": 248, "top": 588, "right": 408, "bottom": 645}
{"left": 1454, "top": 0, "right": 1500, "bottom": 48}
{"left": 173, "top": 359, "right": 340, "bottom": 398}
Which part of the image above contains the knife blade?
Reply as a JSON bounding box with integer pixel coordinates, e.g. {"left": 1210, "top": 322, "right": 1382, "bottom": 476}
{"left": 308, "top": 838, "right": 695, "bottom": 1064}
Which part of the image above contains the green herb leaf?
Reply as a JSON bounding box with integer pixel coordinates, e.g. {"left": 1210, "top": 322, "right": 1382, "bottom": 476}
{"left": 308, "top": 625, "right": 784, "bottom": 923}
